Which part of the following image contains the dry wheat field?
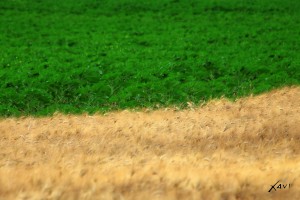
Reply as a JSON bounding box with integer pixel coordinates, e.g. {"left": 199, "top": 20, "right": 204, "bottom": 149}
{"left": 0, "top": 86, "right": 299, "bottom": 200}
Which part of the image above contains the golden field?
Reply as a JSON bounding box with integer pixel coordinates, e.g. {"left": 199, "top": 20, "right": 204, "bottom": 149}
{"left": 0, "top": 87, "right": 299, "bottom": 200}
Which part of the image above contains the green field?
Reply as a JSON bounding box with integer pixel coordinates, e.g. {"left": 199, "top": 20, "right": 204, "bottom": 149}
{"left": 0, "top": 0, "right": 299, "bottom": 116}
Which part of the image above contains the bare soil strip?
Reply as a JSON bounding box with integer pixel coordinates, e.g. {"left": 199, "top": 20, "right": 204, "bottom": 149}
{"left": 0, "top": 86, "right": 299, "bottom": 200}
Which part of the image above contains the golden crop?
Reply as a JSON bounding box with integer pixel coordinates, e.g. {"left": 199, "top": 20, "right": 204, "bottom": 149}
{"left": 0, "top": 87, "right": 299, "bottom": 200}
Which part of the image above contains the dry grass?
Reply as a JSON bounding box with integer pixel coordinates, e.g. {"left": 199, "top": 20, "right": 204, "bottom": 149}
{"left": 0, "top": 86, "right": 300, "bottom": 200}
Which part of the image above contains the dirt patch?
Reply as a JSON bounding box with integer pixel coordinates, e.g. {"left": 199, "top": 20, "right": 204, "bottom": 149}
{"left": 0, "top": 86, "right": 299, "bottom": 200}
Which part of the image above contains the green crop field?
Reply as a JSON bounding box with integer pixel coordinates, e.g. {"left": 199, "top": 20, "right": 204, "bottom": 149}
{"left": 0, "top": 0, "right": 299, "bottom": 116}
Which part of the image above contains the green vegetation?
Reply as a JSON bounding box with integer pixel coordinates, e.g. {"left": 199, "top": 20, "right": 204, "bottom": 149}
{"left": 0, "top": 0, "right": 299, "bottom": 116}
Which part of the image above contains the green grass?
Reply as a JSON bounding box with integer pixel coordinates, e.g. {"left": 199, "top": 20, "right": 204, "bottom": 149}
{"left": 0, "top": 0, "right": 299, "bottom": 116}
